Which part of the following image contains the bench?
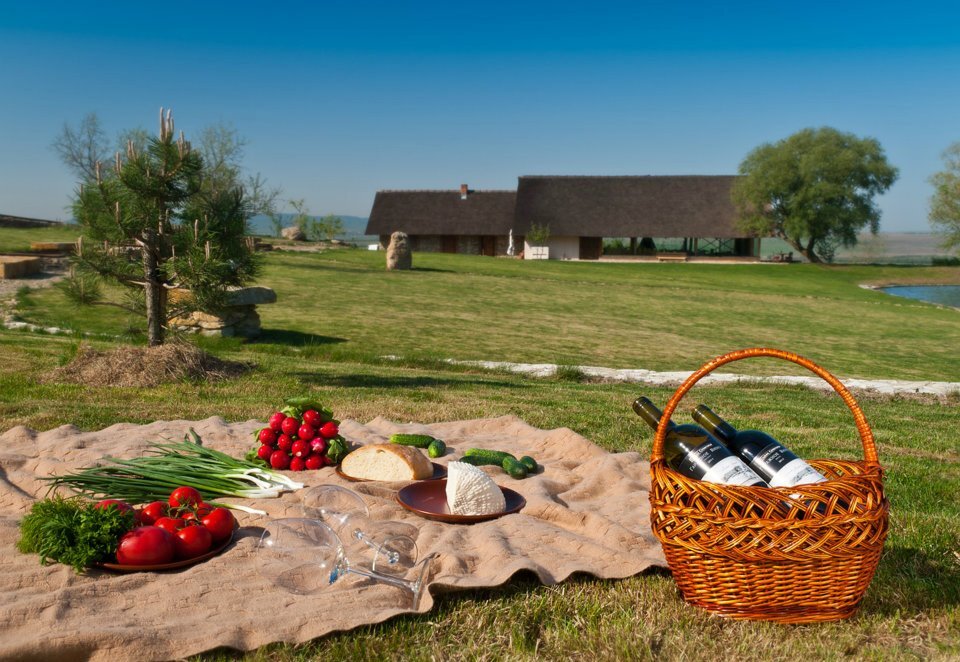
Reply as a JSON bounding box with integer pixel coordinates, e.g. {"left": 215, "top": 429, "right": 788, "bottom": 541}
{"left": 656, "top": 253, "right": 688, "bottom": 263}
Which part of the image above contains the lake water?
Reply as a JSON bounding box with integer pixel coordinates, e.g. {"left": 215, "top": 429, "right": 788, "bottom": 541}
{"left": 881, "top": 285, "right": 960, "bottom": 308}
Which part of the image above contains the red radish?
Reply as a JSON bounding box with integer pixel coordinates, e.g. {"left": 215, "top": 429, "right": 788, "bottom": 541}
{"left": 154, "top": 516, "right": 186, "bottom": 535}
{"left": 281, "top": 416, "right": 301, "bottom": 436}
{"left": 175, "top": 524, "right": 213, "bottom": 559}
{"left": 94, "top": 499, "right": 133, "bottom": 514}
{"left": 257, "top": 444, "right": 274, "bottom": 461}
{"left": 169, "top": 486, "right": 203, "bottom": 508}
{"left": 277, "top": 434, "right": 294, "bottom": 451}
{"left": 323, "top": 454, "right": 336, "bottom": 466}
{"left": 302, "top": 409, "right": 322, "bottom": 427}
{"left": 297, "top": 424, "right": 316, "bottom": 441}
{"left": 258, "top": 428, "right": 277, "bottom": 445}
{"left": 268, "top": 411, "right": 286, "bottom": 431}
{"left": 200, "top": 507, "right": 236, "bottom": 542}
{"left": 270, "top": 450, "right": 291, "bottom": 470}
{"left": 291, "top": 439, "right": 311, "bottom": 458}
{"left": 138, "top": 500, "right": 168, "bottom": 526}
{"left": 289, "top": 456, "right": 306, "bottom": 472}
{"left": 116, "top": 526, "right": 176, "bottom": 565}
{"left": 304, "top": 454, "right": 323, "bottom": 470}
{"left": 319, "top": 422, "right": 339, "bottom": 439}
{"left": 309, "top": 437, "right": 327, "bottom": 455}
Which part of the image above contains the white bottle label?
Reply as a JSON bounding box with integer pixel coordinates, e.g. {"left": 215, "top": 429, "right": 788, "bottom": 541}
{"left": 701, "top": 456, "right": 766, "bottom": 487}
{"left": 768, "top": 458, "right": 829, "bottom": 488}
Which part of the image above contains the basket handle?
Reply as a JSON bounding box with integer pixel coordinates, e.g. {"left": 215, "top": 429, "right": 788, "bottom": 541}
{"left": 651, "top": 347, "right": 878, "bottom": 464}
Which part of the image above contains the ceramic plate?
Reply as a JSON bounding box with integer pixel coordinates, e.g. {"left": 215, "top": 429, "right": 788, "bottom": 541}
{"left": 336, "top": 462, "right": 447, "bottom": 482}
{"left": 396, "top": 479, "right": 525, "bottom": 523}
{"left": 99, "top": 528, "right": 235, "bottom": 572}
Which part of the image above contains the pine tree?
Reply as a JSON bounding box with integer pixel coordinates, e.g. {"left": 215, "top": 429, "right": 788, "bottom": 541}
{"left": 68, "top": 108, "right": 260, "bottom": 345}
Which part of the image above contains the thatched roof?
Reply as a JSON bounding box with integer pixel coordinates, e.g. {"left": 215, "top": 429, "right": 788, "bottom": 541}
{"left": 365, "top": 190, "right": 516, "bottom": 236}
{"left": 0, "top": 214, "right": 63, "bottom": 228}
{"left": 514, "top": 176, "right": 748, "bottom": 238}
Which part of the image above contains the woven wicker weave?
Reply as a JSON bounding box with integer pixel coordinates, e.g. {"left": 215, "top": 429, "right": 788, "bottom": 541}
{"left": 650, "top": 348, "right": 889, "bottom": 623}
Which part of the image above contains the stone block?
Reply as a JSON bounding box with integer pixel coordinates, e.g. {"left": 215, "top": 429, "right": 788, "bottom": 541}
{"left": 0, "top": 256, "right": 42, "bottom": 278}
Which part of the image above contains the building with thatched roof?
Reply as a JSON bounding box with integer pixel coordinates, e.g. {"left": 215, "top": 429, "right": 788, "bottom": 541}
{"left": 366, "top": 175, "right": 763, "bottom": 260}
{"left": 0, "top": 214, "right": 63, "bottom": 228}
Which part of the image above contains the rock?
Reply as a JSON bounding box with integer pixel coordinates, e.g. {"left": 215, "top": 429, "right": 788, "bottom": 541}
{"left": 225, "top": 287, "right": 277, "bottom": 306}
{"left": 386, "top": 232, "right": 412, "bottom": 270}
{"left": 281, "top": 226, "right": 306, "bottom": 241}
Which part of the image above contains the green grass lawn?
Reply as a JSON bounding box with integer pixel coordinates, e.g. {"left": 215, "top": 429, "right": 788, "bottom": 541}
{"left": 0, "top": 224, "right": 80, "bottom": 252}
{"left": 2, "top": 239, "right": 959, "bottom": 660}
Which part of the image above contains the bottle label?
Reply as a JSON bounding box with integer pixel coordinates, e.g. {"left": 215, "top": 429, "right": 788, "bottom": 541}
{"left": 679, "top": 443, "right": 766, "bottom": 486}
{"left": 750, "top": 443, "right": 827, "bottom": 487}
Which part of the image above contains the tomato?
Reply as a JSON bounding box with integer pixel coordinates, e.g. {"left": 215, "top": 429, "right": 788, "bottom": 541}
{"left": 291, "top": 439, "right": 311, "bottom": 458}
{"left": 200, "top": 507, "right": 235, "bottom": 542}
{"left": 304, "top": 454, "right": 324, "bottom": 470}
{"left": 302, "top": 409, "right": 322, "bottom": 427}
{"left": 319, "top": 422, "right": 339, "bottom": 439}
{"left": 138, "top": 500, "right": 168, "bottom": 526}
{"left": 154, "top": 516, "right": 186, "bottom": 534}
{"left": 280, "top": 416, "right": 301, "bottom": 436}
{"left": 175, "top": 524, "right": 213, "bottom": 559}
{"left": 270, "top": 450, "right": 291, "bottom": 470}
{"left": 168, "top": 486, "right": 203, "bottom": 508}
{"left": 258, "top": 428, "right": 277, "bottom": 445}
{"left": 277, "top": 434, "right": 294, "bottom": 451}
{"left": 268, "top": 411, "right": 286, "bottom": 431}
{"left": 257, "top": 444, "right": 274, "bottom": 461}
{"left": 309, "top": 437, "right": 327, "bottom": 455}
{"left": 182, "top": 502, "right": 213, "bottom": 521}
{"left": 116, "top": 526, "right": 176, "bottom": 565}
{"left": 94, "top": 499, "right": 133, "bottom": 513}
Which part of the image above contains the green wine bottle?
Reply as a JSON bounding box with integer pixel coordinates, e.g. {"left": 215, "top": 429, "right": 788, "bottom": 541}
{"left": 632, "top": 397, "right": 768, "bottom": 487}
{"left": 691, "top": 404, "right": 827, "bottom": 488}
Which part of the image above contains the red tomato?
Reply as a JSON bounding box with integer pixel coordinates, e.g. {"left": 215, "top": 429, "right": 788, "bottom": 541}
{"left": 138, "top": 500, "right": 168, "bottom": 526}
{"left": 258, "top": 428, "right": 277, "bottom": 445}
{"left": 270, "top": 450, "right": 291, "bottom": 470}
{"left": 182, "top": 502, "right": 213, "bottom": 521}
{"left": 289, "top": 456, "right": 306, "bottom": 472}
{"left": 304, "top": 454, "right": 324, "bottom": 470}
{"left": 309, "top": 437, "right": 327, "bottom": 455}
{"left": 175, "top": 524, "right": 213, "bottom": 559}
{"left": 302, "top": 409, "right": 322, "bottom": 427}
{"left": 116, "top": 526, "right": 176, "bottom": 565}
{"left": 257, "top": 444, "right": 274, "bottom": 461}
{"left": 94, "top": 499, "right": 133, "bottom": 513}
{"left": 277, "top": 434, "right": 294, "bottom": 451}
{"left": 268, "top": 411, "right": 286, "bottom": 431}
{"left": 168, "top": 486, "right": 203, "bottom": 508}
{"left": 154, "top": 516, "right": 186, "bottom": 535}
{"left": 200, "top": 507, "right": 235, "bottom": 542}
{"left": 280, "top": 416, "right": 301, "bottom": 436}
{"left": 319, "top": 422, "right": 339, "bottom": 439}
{"left": 291, "top": 439, "right": 311, "bottom": 458}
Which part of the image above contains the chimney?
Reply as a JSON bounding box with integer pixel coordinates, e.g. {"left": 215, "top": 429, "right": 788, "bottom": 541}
{"left": 460, "top": 183, "right": 468, "bottom": 200}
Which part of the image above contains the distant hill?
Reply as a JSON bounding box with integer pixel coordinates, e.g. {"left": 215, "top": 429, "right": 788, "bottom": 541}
{"left": 247, "top": 213, "right": 373, "bottom": 241}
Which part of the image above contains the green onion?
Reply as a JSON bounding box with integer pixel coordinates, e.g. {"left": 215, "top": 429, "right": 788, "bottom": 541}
{"left": 43, "top": 429, "right": 302, "bottom": 514}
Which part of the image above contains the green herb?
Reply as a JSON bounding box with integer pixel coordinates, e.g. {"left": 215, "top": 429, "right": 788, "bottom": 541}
{"left": 17, "top": 496, "right": 136, "bottom": 572}
{"left": 326, "top": 436, "right": 350, "bottom": 464}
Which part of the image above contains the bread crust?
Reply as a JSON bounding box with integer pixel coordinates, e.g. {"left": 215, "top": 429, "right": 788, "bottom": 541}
{"left": 341, "top": 443, "right": 433, "bottom": 480}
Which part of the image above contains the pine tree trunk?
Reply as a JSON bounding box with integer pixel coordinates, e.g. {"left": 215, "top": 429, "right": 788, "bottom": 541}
{"left": 142, "top": 229, "right": 165, "bottom": 346}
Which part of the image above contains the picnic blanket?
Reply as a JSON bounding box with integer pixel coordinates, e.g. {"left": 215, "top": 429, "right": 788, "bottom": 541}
{"left": 0, "top": 415, "right": 665, "bottom": 661}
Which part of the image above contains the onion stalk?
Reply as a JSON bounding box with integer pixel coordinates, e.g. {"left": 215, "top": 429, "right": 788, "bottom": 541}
{"left": 43, "top": 429, "right": 302, "bottom": 514}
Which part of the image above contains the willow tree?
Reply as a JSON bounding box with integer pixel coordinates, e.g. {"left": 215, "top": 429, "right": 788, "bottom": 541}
{"left": 67, "top": 109, "right": 260, "bottom": 345}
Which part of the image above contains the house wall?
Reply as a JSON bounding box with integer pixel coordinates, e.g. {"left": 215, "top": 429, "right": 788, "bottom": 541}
{"left": 523, "top": 236, "right": 580, "bottom": 260}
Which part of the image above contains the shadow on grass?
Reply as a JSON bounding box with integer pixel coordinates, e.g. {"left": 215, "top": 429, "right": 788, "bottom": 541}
{"left": 866, "top": 545, "right": 960, "bottom": 614}
{"left": 292, "top": 372, "right": 526, "bottom": 390}
{"left": 250, "top": 329, "right": 347, "bottom": 347}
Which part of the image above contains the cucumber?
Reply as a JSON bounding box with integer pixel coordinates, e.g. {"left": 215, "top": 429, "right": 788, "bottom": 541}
{"left": 464, "top": 448, "right": 517, "bottom": 465}
{"left": 502, "top": 456, "right": 529, "bottom": 479}
{"left": 458, "top": 455, "right": 489, "bottom": 467}
{"left": 427, "top": 439, "right": 447, "bottom": 458}
{"left": 389, "top": 433, "right": 435, "bottom": 449}
{"left": 519, "top": 455, "right": 538, "bottom": 473}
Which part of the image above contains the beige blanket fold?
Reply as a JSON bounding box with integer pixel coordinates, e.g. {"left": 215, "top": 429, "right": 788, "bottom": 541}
{"left": 0, "top": 415, "right": 665, "bottom": 661}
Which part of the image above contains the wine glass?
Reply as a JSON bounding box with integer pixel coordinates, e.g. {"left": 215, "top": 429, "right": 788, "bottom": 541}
{"left": 256, "top": 518, "right": 434, "bottom": 608}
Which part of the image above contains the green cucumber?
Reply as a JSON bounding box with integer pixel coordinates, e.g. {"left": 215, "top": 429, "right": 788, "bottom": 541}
{"left": 458, "top": 455, "right": 489, "bottom": 467}
{"left": 464, "top": 448, "right": 516, "bottom": 465}
{"left": 519, "top": 455, "right": 538, "bottom": 473}
{"left": 427, "top": 439, "right": 446, "bottom": 458}
{"left": 502, "top": 456, "right": 529, "bottom": 479}
{"left": 389, "top": 433, "right": 435, "bottom": 449}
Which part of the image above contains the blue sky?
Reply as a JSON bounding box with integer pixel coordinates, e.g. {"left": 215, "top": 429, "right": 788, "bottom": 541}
{"left": 2, "top": 1, "right": 959, "bottom": 231}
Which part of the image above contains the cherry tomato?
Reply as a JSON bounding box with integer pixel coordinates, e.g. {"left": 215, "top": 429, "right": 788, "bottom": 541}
{"left": 116, "top": 526, "right": 176, "bottom": 565}
{"left": 304, "top": 454, "right": 324, "bottom": 470}
{"left": 168, "top": 486, "right": 203, "bottom": 508}
{"left": 200, "top": 507, "right": 236, "bottom": 542}
{"left": 270, "top": 450, "right": 291, "bottom": 470}
{"left": 175, "top": 524, "right": 213, "bottom": 559}
{"left": 153, "top": 516, "right": 186, "bottom": 535}
{"left": 268, "top": 411, "right": 286, "bottom": 431}
{"left": 319, "top": 422, "right": 339, "bottom": 439}
{"left": 258, "top": 428, "right": 277, "bottom": 445}
{"left": 280, "top": 416, "right": 301, "bottom": 436}
{"left": 257, "top": 444, "right": 274, "bottom": 461}
{"left": 138, "top": 500, "right": 168, "bottom": 526}
{"left": 302, "top": 409, "right": 322, "bottom": 427}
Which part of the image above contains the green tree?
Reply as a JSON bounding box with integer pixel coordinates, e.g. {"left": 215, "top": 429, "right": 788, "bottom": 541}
{"left": 287, "top": 200, "right": 344, "bottom": 241}
{"left": 732, "top": 127, "right": 898, "bottom": 263}
{"left": 929, "top": 142, "right": 960, "bottom": 252}
{"left": 67, "top": 109, "right": 261, "bottom": 345}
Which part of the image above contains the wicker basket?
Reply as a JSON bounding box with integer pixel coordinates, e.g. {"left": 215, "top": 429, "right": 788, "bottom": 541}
{"left": 650, "top": 347, "right": 889, "bottom": 623}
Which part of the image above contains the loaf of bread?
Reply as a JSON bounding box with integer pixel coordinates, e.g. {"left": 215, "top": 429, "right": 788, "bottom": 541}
{"left": 340, "top": 443, "right": 433, "bottom": 481}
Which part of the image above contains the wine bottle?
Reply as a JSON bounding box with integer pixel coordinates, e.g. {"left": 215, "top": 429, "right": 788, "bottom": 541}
{"left": 632, "top": 397, "right": 768, "bottom": 487}
{"left": 691, "top": 404, "right": 827, "bottom": 488}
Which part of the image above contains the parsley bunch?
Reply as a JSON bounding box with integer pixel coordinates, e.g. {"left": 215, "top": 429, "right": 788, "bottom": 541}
{"left": 17, "top": 496, "right": 136, "bottom": 572}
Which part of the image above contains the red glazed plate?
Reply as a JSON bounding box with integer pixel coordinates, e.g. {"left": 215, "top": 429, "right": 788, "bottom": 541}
{"left": 99, "top": 528, "right": 235, "bottom": 572}
{"left": 396, "top": 479, "right": 525, "bottom": 523}
{"left": 337, "top": 461, "right": 447, "bottom": 483}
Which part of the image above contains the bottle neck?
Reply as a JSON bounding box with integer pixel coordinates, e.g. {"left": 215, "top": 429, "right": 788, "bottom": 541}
{"left": 632, "top": 397, "right": 677, "bottom": 433}
{"left": 692, "top": 405, "right": 738, "bottom": 442}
